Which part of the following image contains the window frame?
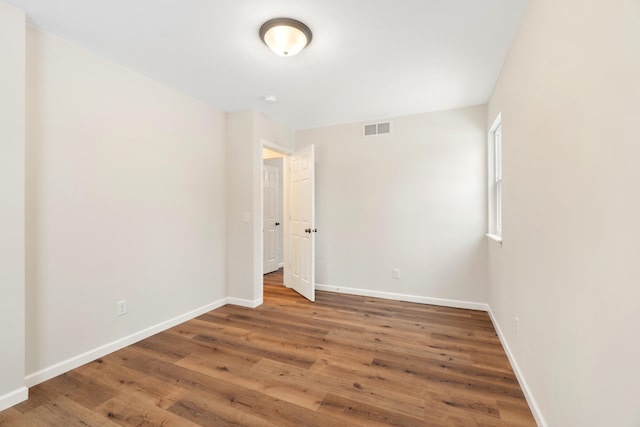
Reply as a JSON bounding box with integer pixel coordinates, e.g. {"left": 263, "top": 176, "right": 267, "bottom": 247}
{"left": 488, "top": 113, "right": 502, "bottom": 243}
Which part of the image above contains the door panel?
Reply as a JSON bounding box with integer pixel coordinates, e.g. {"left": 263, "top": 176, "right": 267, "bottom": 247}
{"left": 263, "top": 165, "right": 279, "bottom": 274}
{"left": 290, "top": 145, "right": 315, "bottom": 301}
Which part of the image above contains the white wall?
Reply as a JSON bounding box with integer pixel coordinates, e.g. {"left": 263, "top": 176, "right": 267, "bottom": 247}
{"left": 226, "top": 111, "right": 293, "bottom": 305}
{"left": 24, "top": 27, "right": 227, "bottom": 382}
{"left": 0, "top": 0, "right": 28, "bottom": 411}
{"left": 296, "top": 106, "right": 488, "bottom": 306}
{"left": 487, "top": 0, "right": 640, "bottom": 426}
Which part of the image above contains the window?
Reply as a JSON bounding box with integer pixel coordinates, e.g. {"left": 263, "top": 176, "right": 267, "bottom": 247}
{"left": 488, "top": 113, "right": 502, "bottom": 242}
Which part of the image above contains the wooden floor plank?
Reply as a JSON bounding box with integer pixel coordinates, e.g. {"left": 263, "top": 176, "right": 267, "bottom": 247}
{"left": 175, "top": 352, "right": 327, "bottom": 411}
{"left": 1, "top": 268, "right": 536, "bottom": 426}
{"left": 95, "top": 393, "right": 202, "bottom": 427}
{"left": 254, "top": 357, "right": 427, "bottom": 420}
{"left": 318, "top": 392, "right": 425, "bottom": 427}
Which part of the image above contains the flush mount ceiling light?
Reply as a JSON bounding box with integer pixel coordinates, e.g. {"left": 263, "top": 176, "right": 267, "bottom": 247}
{"left": 259, "top": 18, "right": 312, "bottom": 57}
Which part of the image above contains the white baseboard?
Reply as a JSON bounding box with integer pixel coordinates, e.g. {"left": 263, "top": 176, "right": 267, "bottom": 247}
{"left": 16, "top": 289, "right": 545, "bottom": 427}
{"left": 0, "top": 386, "right": 28, "bottom": 412}
{"left": 315, "top": 283, "right": 489, "bottom": 311}
{"left": 487, "top": 308, "right": 547, "bottom": 427}
{"left": 24, "top": 298, "right": 228, "bottom": 387}
{"left": 226, "top": 297, "right": 263, "bottom": 308}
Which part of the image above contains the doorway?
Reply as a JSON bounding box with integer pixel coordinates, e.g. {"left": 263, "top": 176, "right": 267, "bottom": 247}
{"left": 263, "top": 148, "right": 284, "bottom": 275}
{"left": 260, "top": 141, "right": 316, "bottom": 301}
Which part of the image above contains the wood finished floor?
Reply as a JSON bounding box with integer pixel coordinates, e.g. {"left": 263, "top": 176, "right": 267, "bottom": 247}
{"left": 1, "top": 270, "right": 536, "bottom": 426}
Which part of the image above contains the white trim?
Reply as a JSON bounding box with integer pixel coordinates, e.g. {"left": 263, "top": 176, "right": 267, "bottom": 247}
{"left": 259, "top": 139, "right": 292, "bottom": 308}
{"left": 486, "top": 233, "right": 503, "bottom": 245}
{"left": 315, "top": 284, "right": 489, "bottom": 311}
{"left": 0, "top": 387, "right": 28, "bottom": 412}
{"left": 226, "top": 297, "right": 263, "bottom": 308}
{"left": 489, "top": 112, "right": 502, "bottom": 133}
{"left": 488, "top": 112, "right": 503, "bottom": 238}
{"left": 24, "top": 298, "right": 227, "bottom": 387}
{"left": 487, "top": 307, "right": 548, "bottom": 427}
{"left": 261, "top": 138, "right": 294, "bottom": 156}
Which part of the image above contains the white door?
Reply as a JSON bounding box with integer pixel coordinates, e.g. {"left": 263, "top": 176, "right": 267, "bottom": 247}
{"left": 263, "top": 165, "right": 280, "bottom": 274}
{"left": 290, "top": 144, "right": 315, "bottom": 301}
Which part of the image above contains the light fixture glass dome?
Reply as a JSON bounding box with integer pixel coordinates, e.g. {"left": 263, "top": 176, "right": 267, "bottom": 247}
{"left": 260, "top": 18, "right": 312, "bottom": 57}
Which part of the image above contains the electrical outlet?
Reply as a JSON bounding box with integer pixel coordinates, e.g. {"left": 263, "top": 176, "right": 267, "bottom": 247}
{"left": 117, "top": 300, "right": 127, "bottom": 317}
{"left": 392, "top": 268, "right": 400, "bottom": 279}
{"left": 515, "top": 316, "right": 520, "bottom": 336}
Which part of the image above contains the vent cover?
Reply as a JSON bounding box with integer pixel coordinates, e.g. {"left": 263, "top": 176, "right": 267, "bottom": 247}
{"left": 363, "top": 121, "right": 391, "bottom": 136}
{"left": 364, "top": 124, "right": 377, "bottom": 136}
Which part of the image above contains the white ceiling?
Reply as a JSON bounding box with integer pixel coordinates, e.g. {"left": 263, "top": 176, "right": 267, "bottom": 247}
{"left": 6, "top": 0, "right": 527, "bottom": 130}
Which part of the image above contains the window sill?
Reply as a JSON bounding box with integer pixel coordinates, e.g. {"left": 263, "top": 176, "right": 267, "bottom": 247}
{"left": 486, "top": 233, "right": 502, "bottom": 245}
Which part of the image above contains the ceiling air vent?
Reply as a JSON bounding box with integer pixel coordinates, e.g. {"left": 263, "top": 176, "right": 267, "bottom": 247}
{"left": 364, "top": 124, "right": 377, "bottom": 136}
{"left": 363, "top": 121, "right": 391, "bottom": 136}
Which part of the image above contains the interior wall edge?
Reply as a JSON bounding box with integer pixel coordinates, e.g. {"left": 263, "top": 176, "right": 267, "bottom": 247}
{"left": 0, "top": 0, "right": 26, "bottom": 407}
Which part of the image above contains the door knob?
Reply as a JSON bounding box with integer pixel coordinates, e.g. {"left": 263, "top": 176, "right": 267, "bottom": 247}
{"left": 304, "top": 228, "right": 311, "bottom": 233}
{"left": 275, "top": 222, "right": 280, "bottom": 226}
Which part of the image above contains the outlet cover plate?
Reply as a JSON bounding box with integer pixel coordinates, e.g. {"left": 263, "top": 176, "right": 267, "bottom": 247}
{"left": 117, "top": 300, "right": 127, "bottom": 317}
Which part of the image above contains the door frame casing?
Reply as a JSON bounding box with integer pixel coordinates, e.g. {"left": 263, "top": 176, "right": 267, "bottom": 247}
{"left": 260, "top": 139, "right": 293, "bottom": 291}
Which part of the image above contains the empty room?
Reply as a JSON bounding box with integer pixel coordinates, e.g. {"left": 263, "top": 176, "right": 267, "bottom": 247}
{"left": 1, "top": 0, "right": 639, "bottom": 426}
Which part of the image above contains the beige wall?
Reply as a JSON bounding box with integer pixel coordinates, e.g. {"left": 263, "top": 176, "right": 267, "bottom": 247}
{"left": 487, "top": 0, "right": 640, "bottom": 425}
{"left": 226, "top": 111, "right": 293, "bottom": 304}
{"left": 9, "top": 2, "right": 640, "bottom": 424}
{"left": 296, "top": 106, "right": 488, "bottom": 307}
{"left": 226, "top": 111, "right": 256, "bottom": 302}
{"left": 0, "top": 1, "right": 27, "bottom": 411}
{"left": 24, "top": 27, "right": 227, "bottom": 383}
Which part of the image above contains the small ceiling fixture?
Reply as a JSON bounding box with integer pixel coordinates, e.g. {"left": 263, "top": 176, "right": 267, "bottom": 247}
{"left": 259, "top": 18, "right": 312, "bottom": 57}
